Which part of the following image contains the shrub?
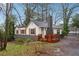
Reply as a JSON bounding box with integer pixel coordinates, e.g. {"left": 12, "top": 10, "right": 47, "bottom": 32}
{"left": 15, "top": 38, "right": 33, "bottom": 44}
{"left": 0, "top": 29, "right": 5, "bottom": 40}
{"left": 15, "top": 38, "right": 25, "bottom": 44}
{"left": 62, "top": 25, "right": 69, "bottom": 36}
{"left": 26, "top": 38, "right": 33, "bottom": 43}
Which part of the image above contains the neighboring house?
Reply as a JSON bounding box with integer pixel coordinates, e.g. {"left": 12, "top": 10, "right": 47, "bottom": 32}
{"left": 69, "top": 27, "right": 79, "bottom": 34}
{"left": 15, "top": 20, "right": 63, "bottom": 36}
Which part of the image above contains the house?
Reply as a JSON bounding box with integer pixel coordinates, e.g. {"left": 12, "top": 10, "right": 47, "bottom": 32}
{"left": 15, "top": 20, "right": 63, "bottom": 37}
{"left": 68, "top": 27, "right": 79, "bottom": 35}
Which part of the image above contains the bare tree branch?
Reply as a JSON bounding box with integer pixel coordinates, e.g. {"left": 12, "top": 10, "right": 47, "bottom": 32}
{"left": 13, "top": 7, "right": 22, "bottom": 25}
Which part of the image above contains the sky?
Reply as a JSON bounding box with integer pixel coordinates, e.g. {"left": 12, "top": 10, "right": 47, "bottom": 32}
{"left": 0, "top": 3, "right": 79, "bottom": 25}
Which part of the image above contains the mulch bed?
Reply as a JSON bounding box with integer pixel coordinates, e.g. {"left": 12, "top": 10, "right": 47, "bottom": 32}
{"left": 37, "top": 34, "right": 61, "bottom": 43}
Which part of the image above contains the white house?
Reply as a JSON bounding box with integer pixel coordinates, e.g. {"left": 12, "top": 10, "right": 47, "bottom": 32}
{"left": 68, "top": 27, "right": 79, "bottom": 35}
{"left": 15, "top": 20, "right": 63, "bottom": 36}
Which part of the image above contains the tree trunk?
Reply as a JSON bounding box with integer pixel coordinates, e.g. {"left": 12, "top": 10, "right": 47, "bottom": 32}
{"left": 4, "top": 3, "right": 12, "bottom": 50}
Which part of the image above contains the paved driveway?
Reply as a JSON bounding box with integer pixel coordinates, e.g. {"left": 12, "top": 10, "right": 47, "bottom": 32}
{"left": 53, "top": 35, "right": 79, "bottom": 56}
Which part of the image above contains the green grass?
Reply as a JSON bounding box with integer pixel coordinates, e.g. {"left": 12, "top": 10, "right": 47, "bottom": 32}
{"left": 0, "top": 41, "right": 60, "bottom": 56}
{"left": 0, "top": 43, "right": 34, "bottom": 56}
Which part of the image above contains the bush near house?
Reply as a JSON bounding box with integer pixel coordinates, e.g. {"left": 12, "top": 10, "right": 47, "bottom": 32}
{"left": 26, "top": 38, "right": 33, "bottom": 43}
{"left": 15, "top": 38, "right": 33, "bottom": 44}
{"left": 15, "top": 38, "right": 25, "bottom": 44}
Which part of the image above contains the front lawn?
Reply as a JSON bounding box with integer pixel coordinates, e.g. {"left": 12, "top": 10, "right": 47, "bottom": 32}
{"left": 0, "top": 41, "right": 60, "bottom": 56}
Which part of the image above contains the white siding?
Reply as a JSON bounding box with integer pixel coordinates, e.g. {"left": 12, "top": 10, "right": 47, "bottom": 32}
{"left": 53, "top": 29, "right": 57, "bottom": 34}
{"left": 44, "top": 28, "right": 47, "bottom": 35}
{"left": 26, "top": 22, "right": 41, "bottom": 35}
{"left": 60, "top": 29, "right": 62, "bottom": 34}
{"left": 69, "top": 31, "right": 79, "bottom": 33}
{"left": 53, "top": 28, "right": 62, "bottom": 34}
{"left": 15, "top": 27, "right": 26, "bottom": 35}
{"left": 15, "top": 22, "right": 62, "bottom": 36}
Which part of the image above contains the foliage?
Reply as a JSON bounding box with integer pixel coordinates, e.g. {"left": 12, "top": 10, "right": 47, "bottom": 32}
{"left": 0, "top": 30, "right": 3, "bottom": 39}
{"left": 26, "top": 38, "right": 33, "bottom": 43}
{"left": 5, "top": 15, "right": 16, "bottom": 41}
{"left": 15, "top": 38, "right": 25, "bottom": 44}
{"left": 72, "top": 14, "right": 79, "bottom": 28}
{"left": 15, "top": 38, "right": 33, "bottom": 44}
{"left": 62, "top": 27, "right": 69, "bottom": 36}
{"left": 0, "top": 28, "right": 5, "bottom": 40}
{"left": 61, "top": 4, "right": 79, "bottom": 36}
{"left": 62, "top": 24, "right": 69, "bottom": 36}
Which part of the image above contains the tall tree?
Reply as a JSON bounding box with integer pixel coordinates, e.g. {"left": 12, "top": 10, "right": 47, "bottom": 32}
{"left": 0, "top": 3, "right": 22, "bottom": 50}
{"left": 6, "top": 15, "right": 16, "bottom": 41}
{"left": 39, "top": 4, "right": 49, "bottom": 21}
{"left": 4, "top": 3, "right": 12, "bottom": 49}
{"left": 24, "top": 3, "right": 36, "bottom": 26}
{"left": 72, "top": 14, "right": 79, "bottom": 28}
{"left": 61, "top": 3, "right": 79, "bottom": 36}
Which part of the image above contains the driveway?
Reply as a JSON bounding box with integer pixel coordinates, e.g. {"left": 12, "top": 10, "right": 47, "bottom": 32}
{"left": 52, "top": 35, "right": 79, "bottom": 56}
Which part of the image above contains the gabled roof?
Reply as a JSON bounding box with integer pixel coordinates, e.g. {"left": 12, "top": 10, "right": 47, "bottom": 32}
{"left": 32, "top": 20, "right": 62, "bottom": 29}
{"left": 32, "top": 20, "right": 48, "bottom": 27}
{"left": 16, "top": 20, "right": 63, "bottom": 29}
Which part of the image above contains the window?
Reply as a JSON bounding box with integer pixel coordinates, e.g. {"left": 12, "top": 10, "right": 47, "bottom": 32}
{"left": 29, "top": 28, "right": 36, "bottom": 35}
{"left": 21, "top": 30, "right": 26, "bottom": 34}
{"left": 16, "top": 30, "right": 19, "bottom": 34}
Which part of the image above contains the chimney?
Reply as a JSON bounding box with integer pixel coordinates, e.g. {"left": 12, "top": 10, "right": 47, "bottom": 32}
{"left": 46, "top": 15, "right": 53, "bottom": 34}
{"left": 48, "top": 16, "right": 52, "bottom": 28}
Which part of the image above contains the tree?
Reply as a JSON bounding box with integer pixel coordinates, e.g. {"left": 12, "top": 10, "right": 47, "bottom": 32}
{"left": 6, "top": 15, "right": 16, "bottom": 41}
{"left": 39, "top": 4, "right": 49, "bottom": 21}
{"left": 61, "top": 4, "right": 79, "bottom": 36}
{"left": 0, "top": 4, "right": 6, "bottom": 50}
{"left": 24, "top": 3, "right": 37, "bottom": 26}
{"left": 72, "top": 14, "right": 79, "bottom": 28}
{"left": 0, "top": 3, "right": 22, "bottom": 50}
{"left": 35, "top": 4, "right": 53, "bottom": 34}
{"left": 24, "top": 3, "right": 51, "bottom": 26}
{"left": 0, "top": 23, "right": 5, "bottom": 40}
{"left": 0, "top": 23, "right": 5, "bottom": 50}
{"left": 4, "top": 3, "right": 12, "bottom": 49}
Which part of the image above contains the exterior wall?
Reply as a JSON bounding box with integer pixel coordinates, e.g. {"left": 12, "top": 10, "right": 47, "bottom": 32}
{"left": 15, "top": 27, "right": 62, "bottom": 35}
{"left": 15, "top": 22, "right": 62, "bottom": 36}
{"left": 60, "top": 29, "right": 62, "bottom": 34}
{"left": 39, "top": 28, "right": 42, "bottom": 34}
{"left": 26, "top": 22, "right": 41, "bottom": 35}
{"left": 69, "top": 31, "right": 79, "bottom": 33}
{"left": 44, "top": 28, "right": 47, "bottom": 35}
{"left": 53, "top": 28, "right": 62, "bottom": 34}
{"left": 53, "top": 29, "right": 57, "bottom": 34}
{"left": 40, "top": 27, "right": 47, "bottom": 37}
{"left": 40, "top": 28, "right": 62, "bottom": 36}
{"left": 15, "top": 27, "right": 26, "bottom": 35}
{"left": 69, "top": 28, "right": 79, "bottom": 34}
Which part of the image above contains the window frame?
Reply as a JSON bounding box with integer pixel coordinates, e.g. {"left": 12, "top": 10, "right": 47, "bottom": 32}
{"left": 29, "top": 28, "right": 36, "bottom": 35}
{"left": 20, "top": 29, "right": 26, "bottom": 34}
